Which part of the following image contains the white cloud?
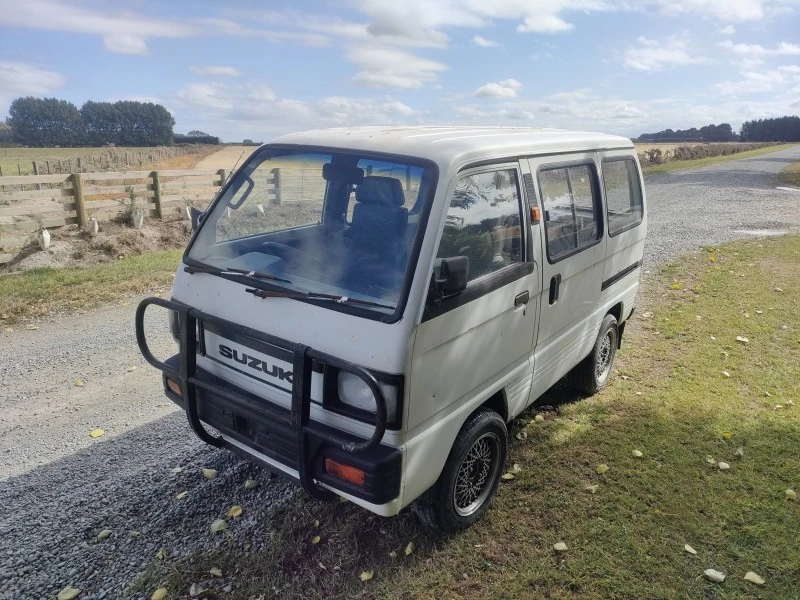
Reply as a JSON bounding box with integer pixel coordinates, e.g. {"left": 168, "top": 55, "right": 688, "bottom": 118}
{"left": 190, "top": 65, "right": 245, "bottom": 77}
{"left": 0, "top": 61, "right": 65, "bottom": 116}
{"left": 347, "top": 46, "right": 447, "bottom": 89}
{"left": 474, "top": 78, "right": 524, "bottom": 98}
{"left": 624, "top": 36, "right": 712, "bottom": 71}
{"left": 472, "top": 35, "right": 500, "bottom": 48}
{"left": 0, "top": 61, "right": 64, "bottom": 95}
{"left": 173, "top": 80, "right": 422, "bottom": 140}
{"left": 719, "top": 39, "right": 800, "bottom": 59}
{"left": 716, "top": 65, "right": 800, "bottom": 95}
{"left": 103, "top": 34, "right": 149, "bottom": 55}
{"left": 0, "top": 0, "right": 331, "bottom": 56}
{"left": 719, "top": 25, "right": 736, "bottom": 35}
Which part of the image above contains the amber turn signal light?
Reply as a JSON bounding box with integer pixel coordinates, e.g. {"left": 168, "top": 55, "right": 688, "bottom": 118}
{"left": 324, "top": 458, "right": 365, "bottom": 487}
{"left": 166, "top": 377, "right": 182, "bottom": 398}
{"left": 530, "top": 206, "right": 542, "bottom": 223}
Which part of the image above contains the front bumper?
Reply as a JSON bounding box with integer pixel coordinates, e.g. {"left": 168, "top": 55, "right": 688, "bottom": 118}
{"left": 136, "top": 297, "right": 400, "bottom": 506}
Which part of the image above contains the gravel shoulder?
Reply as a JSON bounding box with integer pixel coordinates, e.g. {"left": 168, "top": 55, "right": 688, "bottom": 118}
{"left": 2, "top": 146, "right": 799, "bottom": 599}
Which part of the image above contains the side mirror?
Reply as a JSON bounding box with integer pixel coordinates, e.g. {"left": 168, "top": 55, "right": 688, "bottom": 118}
{"left": 431, "top": 256, "right": 468, "bottom": 302}
{"left": 187, "top": 206, "right": 205, "bottom": 231}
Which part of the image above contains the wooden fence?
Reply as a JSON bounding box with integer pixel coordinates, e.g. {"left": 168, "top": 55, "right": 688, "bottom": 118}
{"left": 0, "top": 168, "right": 229, "bottom": 265}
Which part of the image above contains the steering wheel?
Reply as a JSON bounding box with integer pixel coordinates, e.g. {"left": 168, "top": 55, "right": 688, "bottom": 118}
{"left": 261, "top": 242, "right": 327, "bottom": 274}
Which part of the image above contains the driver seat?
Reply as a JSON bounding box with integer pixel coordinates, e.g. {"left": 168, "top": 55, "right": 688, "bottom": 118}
{"left": 342, "top": 176, "right": 409, "bottom": 293}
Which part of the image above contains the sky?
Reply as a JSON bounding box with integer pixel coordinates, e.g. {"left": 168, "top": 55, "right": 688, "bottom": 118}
{"left": 0, "top": 0, "right": 799, "bottom": 142}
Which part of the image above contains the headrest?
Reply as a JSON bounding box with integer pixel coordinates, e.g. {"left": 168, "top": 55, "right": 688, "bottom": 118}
{"left": 355, "top": 176, "right": 405, "bottom": 206}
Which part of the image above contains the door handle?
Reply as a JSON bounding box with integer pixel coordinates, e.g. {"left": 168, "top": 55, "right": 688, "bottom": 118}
{"left": 514, "top": 291, "right": 530, "bottom": 307}
{"left": 549, "top": 274, "right": 561, "bottom": 305}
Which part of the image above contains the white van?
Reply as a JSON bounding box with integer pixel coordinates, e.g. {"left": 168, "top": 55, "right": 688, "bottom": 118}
{"left": 136, "top": 127, "right": 646, "bottom": 531}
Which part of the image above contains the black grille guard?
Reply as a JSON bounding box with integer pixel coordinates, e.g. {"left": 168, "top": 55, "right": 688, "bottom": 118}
{"left": 135, "top": 296, "right": 388, "bottom": 500}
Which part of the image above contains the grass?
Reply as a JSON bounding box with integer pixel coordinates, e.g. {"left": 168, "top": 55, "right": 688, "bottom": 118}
{"left": 128, "top": 235, "right": 800, "bottom": 599}
{"left": 642, "top": 144, "right": 793, "bottom": 174}
{"left": 0, "top": 249, "right": 181, "bottom": 323}
{"left": 778, "top": 160, "right": 800, "bottom": 188}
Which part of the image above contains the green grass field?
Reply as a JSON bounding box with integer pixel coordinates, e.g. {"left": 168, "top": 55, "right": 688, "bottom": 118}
{"left": 641, "top": 144, "right": 793, "bottom": 174}
{"left": 124, "top": 234, "right": 800, "bottom": 600}
{"left": 0, "top": 249, "right": 181, "bottom": 323}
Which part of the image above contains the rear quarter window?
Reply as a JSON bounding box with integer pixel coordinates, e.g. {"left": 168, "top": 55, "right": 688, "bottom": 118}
{"left": 602, "top": 159, "right": 643, "bottom": 236}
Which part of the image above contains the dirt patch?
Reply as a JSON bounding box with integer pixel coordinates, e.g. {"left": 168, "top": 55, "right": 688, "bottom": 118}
{"left": 1, "top": 217, "right": 192, "bottom": 273}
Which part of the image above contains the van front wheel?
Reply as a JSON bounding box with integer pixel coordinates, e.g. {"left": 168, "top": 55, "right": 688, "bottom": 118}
{"left": 570, "top": 313, "right": 619, "bottom": 394}
{"left": 414, "top": 408, "right": 507, "bottom": 532}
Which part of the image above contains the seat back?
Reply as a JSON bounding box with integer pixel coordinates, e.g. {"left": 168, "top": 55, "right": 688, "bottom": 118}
{"left": 349, "top": 176, "right": 409, "bottom": 256}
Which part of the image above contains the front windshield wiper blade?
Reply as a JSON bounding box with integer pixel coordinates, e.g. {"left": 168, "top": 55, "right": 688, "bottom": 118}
{"left": 185, "top": 265, "right": 291, "bottom": 284}
{"left": 245, "top": 287, "right": 395, "bottom": 310}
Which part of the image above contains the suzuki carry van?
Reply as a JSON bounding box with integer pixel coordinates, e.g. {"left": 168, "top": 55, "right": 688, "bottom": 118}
{"left": 136, "top": 127, "right": 647, "bottom": 531}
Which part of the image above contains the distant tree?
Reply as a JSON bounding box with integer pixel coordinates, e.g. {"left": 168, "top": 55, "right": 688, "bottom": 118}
{"left": 8, "top": 97, "right": 84, "bottom": 146}
{"left": 243, "top": 138, "right": 254, "bottom": 145}
{"left": 187, "top": 129, "right": 210, "bottom": 137}
{"left": 740, "top": 116, "right": 800, "bottom": 142}
{"left": 80, "top": 100, "right": 174, "bottom": 146}
{"left": 174, "top": 133, "right": 219, "bottom": 144}
{"left": 637, "top": 123, "right": 737, "bottom": 143}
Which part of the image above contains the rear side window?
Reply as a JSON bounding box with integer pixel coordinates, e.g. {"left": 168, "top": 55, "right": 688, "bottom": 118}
{"left": 603, "top": 159, "right": 643, "bottom": 236}
{"left": 437, "top": 168, "right": 523, "bottom": 282}
{"left": 538, "top": 164, "right": 602, "bottom": 261}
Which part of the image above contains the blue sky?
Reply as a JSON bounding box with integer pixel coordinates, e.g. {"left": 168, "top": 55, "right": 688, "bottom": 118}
{"left": 0, "top": 0, "right": 799, "bottom": 142}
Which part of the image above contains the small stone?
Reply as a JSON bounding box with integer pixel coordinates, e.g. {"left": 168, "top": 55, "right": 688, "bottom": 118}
{"left": 553, "top": 542, "right": 568, "bottom": 552}
{"left": 534, "top": 414, "right": 545, "bottom": 422}
{"left": 704, "top": 569, "right": 725, "bottom": 582}
{"left": 786, "top": 489, "right": 797, "bottom": 500}
{"left": 717, "top": 462, "right": 730, "bottom": 470}
{"left": 632, "top": 450, "right": 643, "bottom": 457}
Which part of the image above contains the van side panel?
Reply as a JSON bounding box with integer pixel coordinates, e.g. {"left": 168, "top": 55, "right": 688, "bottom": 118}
{"left": 598, "top": 150, "right": 647, "bottom": 322}
{"left": 526, "top": 153, "right": 607, "bottom": 400}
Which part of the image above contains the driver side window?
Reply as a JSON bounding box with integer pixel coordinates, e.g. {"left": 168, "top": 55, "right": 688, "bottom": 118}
{"left": 436, "top": 168, "right": 523, "bottom": 283}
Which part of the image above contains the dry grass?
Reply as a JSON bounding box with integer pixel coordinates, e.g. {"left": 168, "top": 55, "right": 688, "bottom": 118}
{"left": 778, "top": 160, "right": 800, "bottom": 188}
{"left": 641, "top": 144, "right": 792, "bottom": 173}
{"left": 127, "top": 235, "right": 800, "bottom": 600}
{"left": 0, "top": 145, "right": 217, "bottom": 176}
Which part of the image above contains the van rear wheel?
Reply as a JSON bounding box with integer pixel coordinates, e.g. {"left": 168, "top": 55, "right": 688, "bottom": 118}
{"left": 414, "top": 408, "right": 507, "bottom": 532}
{"left": 570, "top": 313, "right": 619, "bottom": 395}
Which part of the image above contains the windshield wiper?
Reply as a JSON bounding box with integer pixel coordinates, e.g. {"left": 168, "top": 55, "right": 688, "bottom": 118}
{"left": 245, "top": 287, "right": 395, "bottom": 310}
{"left": 185, "top": 264, "right": 291, "bottom": 284}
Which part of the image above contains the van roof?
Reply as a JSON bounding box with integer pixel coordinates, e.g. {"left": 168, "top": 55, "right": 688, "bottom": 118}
{"left": 270, "top": 126, "right": 634, "bottom": 168}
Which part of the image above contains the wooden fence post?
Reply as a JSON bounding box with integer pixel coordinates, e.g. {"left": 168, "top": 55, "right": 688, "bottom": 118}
{"left": 151, "top": 171, "right": 163, "bottom": 219}
{"left": 71, "top": 173, "right": 88, "bottom": 228}
{"left": 217, "top": 169, "right": 226, "bottom": 189}
{"left": 271, "top": 167, "right": 281, "bottom": 205}
{"left": 33, "top": 162, "right": 42, "bottom": 190}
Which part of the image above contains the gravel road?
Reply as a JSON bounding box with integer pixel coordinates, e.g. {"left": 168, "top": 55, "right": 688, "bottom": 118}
{"left": 1, "top": 146, "right": 799, "bottom": 599}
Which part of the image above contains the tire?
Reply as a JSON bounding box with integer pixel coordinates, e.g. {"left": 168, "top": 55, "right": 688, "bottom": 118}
{"left": 414, "top": 408, "right": 507, "bottom": 532}
{"left": 570, "top": 313, "right": 619, "bottom": 395}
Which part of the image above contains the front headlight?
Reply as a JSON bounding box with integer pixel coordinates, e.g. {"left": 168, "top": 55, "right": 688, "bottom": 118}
{"left": 337, "top": 371, "right": 399, "bottom": 424}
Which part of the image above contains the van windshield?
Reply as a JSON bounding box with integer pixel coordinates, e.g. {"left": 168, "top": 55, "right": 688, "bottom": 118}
{"left": 187, "top": 146, "right": 436, "bottom": 316}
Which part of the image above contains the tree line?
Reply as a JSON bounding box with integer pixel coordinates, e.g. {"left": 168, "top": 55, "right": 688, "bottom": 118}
{"left": 638, "top": 116, "right": 800, "bottom": 143}
{"left": 4, "top": 97, "right": 219, "bottom": 147}
{"left": 739, "top": 116, "right": 800, "bottom": 142}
